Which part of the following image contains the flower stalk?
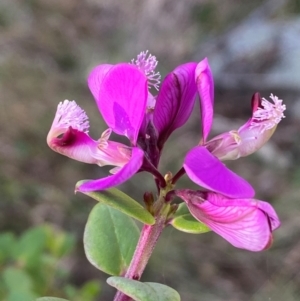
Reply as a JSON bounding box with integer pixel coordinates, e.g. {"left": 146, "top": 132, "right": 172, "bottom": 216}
{"left": 113, "top": 196, "right": 170, "bottom": 301}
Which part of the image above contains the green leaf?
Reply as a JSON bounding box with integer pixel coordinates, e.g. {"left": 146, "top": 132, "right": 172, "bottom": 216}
{"left": 2, "top": 267, "right": 38, "bottom": 300}
{"left": 8, "top": 291, "right": 37, "bottom": 301}
{"left": 170, "top": 203, "right": 211, "bottom": 234}
{"left": 35, "top": 297, "right": 69, "bottom": 301}
{"left": 3, "top": 267, "right": 33, "bottom": 292}
{"left": 107, "top": 277, "right": 181, "bottom": 301}
{"left": 78, "top": 280, "right": 101, "bottom": 300}
{"left": 13, "top": 226, "right": 47, "bottom": 267}
{"left": 173, "top": 202, "right": 191, "bottom": 216}
{"left": 77, "top": 184, "right": 155, "bottom": 225}
{"left": 64, "top": 284, "right": 77, "bottom": 300}
{"left": 84, "top": 203, "right": 140, "bottom": 276}
{"left": 44, "top": 224, "right": 76, "bottom": 258}
{"left": 0, "top": 232, "right": 16, "bottom": 263}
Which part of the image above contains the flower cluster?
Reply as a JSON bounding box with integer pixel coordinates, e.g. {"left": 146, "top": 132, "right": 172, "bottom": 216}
{"left": 47, "top": 51, "right": 285, "bottom": 252}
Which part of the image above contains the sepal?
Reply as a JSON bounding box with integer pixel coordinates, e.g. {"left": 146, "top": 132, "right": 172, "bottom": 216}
{"left": 76, "top": 147, "right": 144, "bottom": 192}
{"left": 96, "top": 64, "right": 148, "bottom": 144}
{"left": 196, "top": 58, "right": 214, "bottom": 143}
{"left": 87, "top": 64, "right": 113, "bottom": 101}
{"left": 184, "top": 146, "right": 255, "bottom": 198}
{"left": 153, "top": 62, "right": 197, "bottom": 150}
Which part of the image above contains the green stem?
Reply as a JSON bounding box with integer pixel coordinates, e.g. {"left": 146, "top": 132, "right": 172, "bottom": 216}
{"left": 113, "top": 200, "right": 169, "bottom": 301}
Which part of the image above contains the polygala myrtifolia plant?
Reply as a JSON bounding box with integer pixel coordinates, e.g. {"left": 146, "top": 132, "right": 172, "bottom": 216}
{"left": 44, "top": 51, "right": 286, "bottom": 301}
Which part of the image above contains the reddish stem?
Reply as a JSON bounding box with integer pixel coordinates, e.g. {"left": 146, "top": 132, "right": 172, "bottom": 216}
{"left": 171, "top": 167, "right": 186, "bottom": 184}
{"left": 113, "top": 202, "right": 168, "bottom": 301}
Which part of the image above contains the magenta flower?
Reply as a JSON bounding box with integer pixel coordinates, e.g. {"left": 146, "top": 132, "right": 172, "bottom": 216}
{"left": 175, "top": 189, "right": 280, "bottom": 251}
{"left": 171, "top": 58, "right": 284, "bottom": 251}
{"left": 152, "top": 62, "right": 198, "bottom": 152}
{"left": 47, "top": 63, "right": 148, "bottom": 192}
{"left": 47, "top": 101, "right": 132, "bottom": 168}
{"left": 205, "top": 92, "right": 286, "bottom": 161}
{"left": 182, "top": 58, "right": 256, "bottom": 198}
{"left": 182, "top": 59, "right": 286, "bottom": 198}
{"left": 47, "top": 51, "right": 199, "bottom": 192}
{"left": 135, "top": 51, "right": 198, "bottom": 167}
{"left": 47, "top": 51, "right": 283, "bottom": 252}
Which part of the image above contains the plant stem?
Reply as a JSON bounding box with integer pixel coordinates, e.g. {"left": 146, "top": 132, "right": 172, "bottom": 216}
{"left": 113, "top": 200, "right": 168, "bottom": 301}
{"left": 172, "top": 167, "right": 185, "bottom": 184}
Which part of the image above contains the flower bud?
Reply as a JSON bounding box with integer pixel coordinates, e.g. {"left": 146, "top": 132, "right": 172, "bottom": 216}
{"left": 205, "top": 93, "right": 286, "bottom": 161}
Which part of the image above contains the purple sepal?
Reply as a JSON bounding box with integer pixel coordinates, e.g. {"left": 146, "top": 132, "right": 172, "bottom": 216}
{"left": 87, "top": 64, "right": 113, "bottom": 101}
{"left": 97, "top": 64, "right": 148, "bottom": 144}
{"left": 196, "top": 58, "right": 214, "bottom": 143}
{"left": 183, "top": 146, "right": 255, "bottom": 198}
{"left": 153, "top": 62, "right": 197, "bottom": 149}
{"left": 77, "top": 147, "right": 144, "bottom": 192}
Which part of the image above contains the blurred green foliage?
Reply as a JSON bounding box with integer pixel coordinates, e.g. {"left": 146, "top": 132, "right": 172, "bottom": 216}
{"left": 0, "top": 225, "right": 101, "bottom": 301}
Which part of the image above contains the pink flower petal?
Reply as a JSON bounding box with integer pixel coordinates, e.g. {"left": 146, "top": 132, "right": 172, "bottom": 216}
{"left": 97, "top": 64, "right": 148, "bottom": 144}
{"left": 87, "top": 64, "right": 113, "bottom": 101}
{"left": 256, "top": 201, "right": 280, "bottom": 231}
{"left": 205, "top": 93, "right": 286, "bottom": 161}
{"left": 176, "top": 190, "right": 280, "bottom": 251}
{"left": 48, "top": 127, "right": 131, "bottom": 167}
{"left": 77, "top": 147, "right": 144, "bottom": 192}
{"left": 196, "top": 58, "right": 214, "bottom": 143}
{"left": 49, "top": 127, "right": 103, "bottom": 164}
{"left": 153, "top": 62, "right": 197, "bottom": 149}
{"left": 183, "top": 146, "right": 255, "bottom": 198}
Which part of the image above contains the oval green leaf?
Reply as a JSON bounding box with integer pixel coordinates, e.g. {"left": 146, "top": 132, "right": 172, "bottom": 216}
{"left": 3, "top": 267, "right": 33, "bottom": 292}
{"left": 77, "top": 183, "right": 155, "bottom": 225}
{"left": 36, "top": 297, "right": 69, "bottom": 301}
{"left": 84, "top": 203, "right": 140, "bottom": 276}
{"left": 0, "top": 233, "right": 16, "bottom": 263}
{"left": 13, "top": 226, "right": 47, "bottom": 267}
{"left": 170, "top": 203, "right": 211, "bottom": 234}
{"left": 8, "top": 291, "right": 37, "bottom": 301}
{"left": 107, "top": 277, "right": 180, "bottom": 301}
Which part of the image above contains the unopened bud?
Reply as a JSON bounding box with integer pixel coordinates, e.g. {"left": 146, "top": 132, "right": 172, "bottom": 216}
{"left": 164, "top": 171, "right": 173, "bottom": 183}
{"left": 167, "top": 203, "right": 179, "bottom": 219}
{"left": 144, "top": 191, "right": 155, "bottom": 213}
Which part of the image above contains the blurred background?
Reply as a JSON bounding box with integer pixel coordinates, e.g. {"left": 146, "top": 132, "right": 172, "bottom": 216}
{"left": 0, "top": 0, "right": 300, "bottom": 300}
